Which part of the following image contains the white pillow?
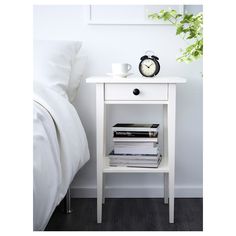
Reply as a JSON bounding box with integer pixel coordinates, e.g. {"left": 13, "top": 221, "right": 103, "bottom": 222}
{"left": 69, "top": 54, "right": 87, "bottom": 101}
{"left": 34, "top": 40, "right": 83, "bottom": 101}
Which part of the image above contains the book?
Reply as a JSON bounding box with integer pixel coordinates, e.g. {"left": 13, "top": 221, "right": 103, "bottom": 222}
{"left": 113, "top": 131, "right": 158, "bottom": 138}
{"left": 110, "top": 159, "right": 159, "bottom": 164}
{"left": 112, "top": 123, "right": 160, "bottom": 132}
{"left": 109, "top": 155, "right": 162, "bottom": 168}
{"left": 114, "top": 144, "right": 160, "bottom": 155}
{"left": 114, "top": 142, "right": 158, "bottom": 147}
{"left": 109, "top": 163, "right": 160, "bottom": 168}
{"left": 109, "top": 155, "right": 159, "bottom": 161}
{"left": 109, "top": 150, "right": 160, "bottom": 160}
{"left": 113, "top": 137, "right": 158, "bottom": 142}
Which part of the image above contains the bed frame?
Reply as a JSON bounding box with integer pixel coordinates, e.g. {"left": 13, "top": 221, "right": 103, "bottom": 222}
{"left": 65, "top": 188, "right": 72, "bottom": 214}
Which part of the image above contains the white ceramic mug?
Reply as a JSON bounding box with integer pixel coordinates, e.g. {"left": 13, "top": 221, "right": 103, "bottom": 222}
{"left": 112, "top": 63, "right": 132, "bottom": 75}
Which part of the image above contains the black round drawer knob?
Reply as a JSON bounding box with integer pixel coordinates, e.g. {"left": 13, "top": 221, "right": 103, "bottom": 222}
{"left": 133, "top": 88, "right": 140, "bottom": 96}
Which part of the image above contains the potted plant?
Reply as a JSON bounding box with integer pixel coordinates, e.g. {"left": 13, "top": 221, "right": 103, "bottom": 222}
{"left": 149, "top": 9, "right": 203, "bottom": 63}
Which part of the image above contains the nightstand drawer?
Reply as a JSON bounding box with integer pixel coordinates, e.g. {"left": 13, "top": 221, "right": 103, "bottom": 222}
{"left": 105, "top": 84, "right": 168, "bottom": 101}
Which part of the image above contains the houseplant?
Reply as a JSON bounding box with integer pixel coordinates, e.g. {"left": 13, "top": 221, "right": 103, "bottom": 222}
{"left": 149, "top": 9, "right": 203, "bottom": 63}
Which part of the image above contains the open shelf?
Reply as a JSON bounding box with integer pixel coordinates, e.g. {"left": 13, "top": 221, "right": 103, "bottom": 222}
{"left": 103, "top": 155, "right": 169, "bottom": 173}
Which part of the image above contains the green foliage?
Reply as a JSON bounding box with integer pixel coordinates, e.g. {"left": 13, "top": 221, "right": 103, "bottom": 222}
{"left": 149, "top": 9, "right": 203, "bottom": 63}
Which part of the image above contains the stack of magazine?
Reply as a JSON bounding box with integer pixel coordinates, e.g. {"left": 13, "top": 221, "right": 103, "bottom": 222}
{"left": 109, "top": 123, "right": 162, "bottom": 168}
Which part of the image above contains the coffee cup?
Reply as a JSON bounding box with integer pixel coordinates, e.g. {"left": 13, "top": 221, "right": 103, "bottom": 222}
{"left": 112, "top": 63, "right": 132, "bottom": 75}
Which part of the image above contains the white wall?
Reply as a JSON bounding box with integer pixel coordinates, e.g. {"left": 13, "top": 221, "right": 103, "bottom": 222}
{"left": 34, "top": 5, "right": 203, "bottom": 197}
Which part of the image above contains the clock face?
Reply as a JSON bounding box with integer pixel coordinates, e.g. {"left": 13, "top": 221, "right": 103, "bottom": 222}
{"left": 140, "top": 58, "right": 157, "bottom": 77}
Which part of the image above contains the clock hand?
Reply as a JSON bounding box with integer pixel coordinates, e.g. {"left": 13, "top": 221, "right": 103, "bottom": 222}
{"left": 144, "top": 64, "right": 150, "bottom": 68}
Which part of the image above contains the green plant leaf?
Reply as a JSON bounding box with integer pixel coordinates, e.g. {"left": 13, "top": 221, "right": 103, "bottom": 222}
{"left": 175, "top": 14, "right": 182, "bottom": 18}
{"left": 176, "top": 25, "right": 184, "bottom": 35}
{"left": 148, "top": 9, "right": 203, "bottom": 63}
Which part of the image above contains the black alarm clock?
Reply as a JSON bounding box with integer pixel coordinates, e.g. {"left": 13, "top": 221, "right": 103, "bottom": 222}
{"left": 139, "top": 51, "right": 160, "bottom": 77}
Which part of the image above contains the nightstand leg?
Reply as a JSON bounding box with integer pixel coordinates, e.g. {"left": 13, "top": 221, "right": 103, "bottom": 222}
{"left": 168, "top": 84, "right": 176, "bottom": 224}
{"left": 97, "top": 172, "right": 103, "bottom": 223}
{"left": 169, "top": 173, "right": 175, "bottom": 223}
{"left": 102, "top": 174, "right": 105, "bottom": 204}
{"left": 164, "top": 173, "right": 169, "bottom": 204}
{"left": 163, "top": 104, "right": 168, "bottom": 204}
{"left": 96, "top": 84, "right": 105, "bottom": 223}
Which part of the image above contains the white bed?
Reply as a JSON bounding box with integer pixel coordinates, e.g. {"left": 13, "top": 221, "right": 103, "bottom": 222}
{"left": 33, "top": 40, "right": 90, "bottom": 230}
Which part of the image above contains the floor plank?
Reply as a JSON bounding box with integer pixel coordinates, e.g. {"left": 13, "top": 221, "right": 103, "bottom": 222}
{"left": 45, "top": 198, "right": 203, "bottom": 231}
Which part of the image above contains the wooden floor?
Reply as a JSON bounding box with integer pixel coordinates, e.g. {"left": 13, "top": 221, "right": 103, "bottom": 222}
{"left": 45, "top": 198, "right": 203, "bottom": 231}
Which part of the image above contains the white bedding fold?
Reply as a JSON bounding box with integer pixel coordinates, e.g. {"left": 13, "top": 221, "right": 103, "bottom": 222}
{"left": 33, "top": 81, "right": 90, "bottom": 230}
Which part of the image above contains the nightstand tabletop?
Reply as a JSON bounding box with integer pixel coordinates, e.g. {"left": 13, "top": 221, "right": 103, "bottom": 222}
{"left": 86, "top": 76, "right": 187, "bottom": 84}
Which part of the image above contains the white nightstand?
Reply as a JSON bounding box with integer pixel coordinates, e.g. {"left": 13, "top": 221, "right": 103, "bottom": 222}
{"left": 86, "top": 76, "right": 186, "bottom": 223}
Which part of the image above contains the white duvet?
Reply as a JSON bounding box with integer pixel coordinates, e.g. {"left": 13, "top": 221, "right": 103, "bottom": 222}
{"left": 33, "top": 81, "right": 90, "bottom": 231}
